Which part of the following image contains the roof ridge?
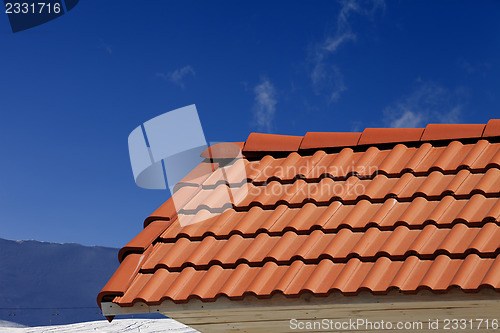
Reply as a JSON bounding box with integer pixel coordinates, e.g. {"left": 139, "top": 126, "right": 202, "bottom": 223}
{"left": 241, "top": 119, "right": 500, "bottom": 154}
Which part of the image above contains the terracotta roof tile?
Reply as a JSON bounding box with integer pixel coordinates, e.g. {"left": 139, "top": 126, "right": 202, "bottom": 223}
{"left": 243, "top": 133, "right": 303, "bottom": 152}
{"left": 358, "top": 128, "right": 424, "bottom": 145}
{"left": 200, "top": 142, "right": 244, "bottom": 159}
{"left": 111, "top": 255, "right": 499, "bottom": 305}
{"left": 176, "top": 171, "right": 499, "bottom": 212}
{"left": 141, "top": 224, "right": 500, "bottom": 271}
{"left": 118, "top": 220, "right": 170, "bottom": 262}
{"left": 421, "top": 124, "right": 485, "bottom": 141}
{"left": 483, "top": 119, "right": 500, "bottom": 137}
{"left": 97, "top": 252, "right": 148, "bottom": 307}
{"left": 99, "top": 120, "right": 500, "bottom": 310}
{"left": 177, "top": 141, "right": 500, "bottom": 189}
{"left": 300, "top": 132, "right": 361, "bottom": 149}
{"left": 153, "top": 193, "right": 500, "bottom": 241}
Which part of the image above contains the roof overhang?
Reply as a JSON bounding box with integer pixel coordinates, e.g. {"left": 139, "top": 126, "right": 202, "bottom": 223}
{"left": 102, "top": 288, "right": 500, "bottom": 317}
{"left": 102, "top": 289, "right": 500, "bottom": 332}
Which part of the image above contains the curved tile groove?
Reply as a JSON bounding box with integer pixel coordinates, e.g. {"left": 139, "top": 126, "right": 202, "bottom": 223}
{"left": 142, "top": 223, "right": 500, "bottom": 271}
{"left": 177, "top": 140, "right": 500, "bottom": 188}
{"left": 161, "top": 195, "right": 500, "bottom": 240}
{"left": 177, "top": 168, "right": 500, "bottom": 214}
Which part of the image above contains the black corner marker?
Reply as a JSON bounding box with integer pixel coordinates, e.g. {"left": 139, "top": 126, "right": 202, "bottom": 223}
{"left": 64, "top": 0, "right": 78, "bottom": 12}
{"left": 4, "top": 0, "right": 79, "bottom": 33}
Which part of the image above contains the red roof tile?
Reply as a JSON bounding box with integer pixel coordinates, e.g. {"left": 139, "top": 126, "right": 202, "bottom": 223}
{"left": 358, "top": 128, "right": 424, "bottom": 145}
{"left": 156, "top": 194, "right": 500, "bottom": 240}
{"left": 99, "top": 120, "right": 500, "bottom": 310}
{"left": 483, "top": 119, "right": 500, "bottom": 137}
{"left": 112, "top": 255, "right": 499, "bottom": 305}
{"left": 200, "top": 142, "right": 244, "bottom": 159}
{"left": 118, "top": 221, "right": 170, "bottom": 262}
{"left": 300, "top": 132, "right": 361, "bottom": 149}
{"left": 421, "top": 124, "right": 485, "bottom": 141}
{"left": 141, "top": 224, "right": 500, "bottom": 272}
{"left": 243, "top": 133, "right": 303, "bottom": 152}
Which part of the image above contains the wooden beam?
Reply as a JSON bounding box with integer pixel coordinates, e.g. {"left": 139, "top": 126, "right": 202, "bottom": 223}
{"left": 102, "top": 289, "right": 500, "bottom": 332}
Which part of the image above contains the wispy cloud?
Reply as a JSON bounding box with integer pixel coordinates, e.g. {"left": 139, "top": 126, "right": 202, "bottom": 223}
{"left": 311, "top": 0, "right": 384, "bottom": 102}
{"left": 384, "top": 81, "right": 466, "bottom": 128}
{"left": 457, "top": 58, "right": 491, "bottom": 75}
{"left": 156, "top": 65, "right": 195, "bottom": 88}
{"left": 311, "top": 63, "right": 346, "bottom": 103}
{"left": 252, "top": 78, "right": 277, "bottom": 132}
{"left": 99, "top": 40, "right": 113, "bottom": 55}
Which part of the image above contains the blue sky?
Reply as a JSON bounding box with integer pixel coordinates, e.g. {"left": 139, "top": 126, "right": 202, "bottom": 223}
{"left": 0, "top": 1, "right": 499, "bottom": 247}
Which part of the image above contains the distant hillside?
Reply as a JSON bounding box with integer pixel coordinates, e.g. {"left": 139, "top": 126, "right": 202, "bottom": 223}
{"left": 0, "top": 238, "right": 162, "bottom": 326}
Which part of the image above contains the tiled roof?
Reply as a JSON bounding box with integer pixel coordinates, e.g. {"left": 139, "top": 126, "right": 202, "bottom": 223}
{"left": 98, "top": 120, "right": 500, "bottom": 309}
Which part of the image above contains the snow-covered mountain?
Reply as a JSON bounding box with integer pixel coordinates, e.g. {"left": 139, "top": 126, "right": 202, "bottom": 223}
{"left": 0, "top": 238, "right": 163, "bottom": 327}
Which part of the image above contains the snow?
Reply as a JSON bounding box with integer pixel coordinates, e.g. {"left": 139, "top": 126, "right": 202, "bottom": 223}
{"left": 0, "top": 318, "right": 198, "bottom": 332}
{"left": 0, "top": 320, "right": 27, "bottom": 328}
